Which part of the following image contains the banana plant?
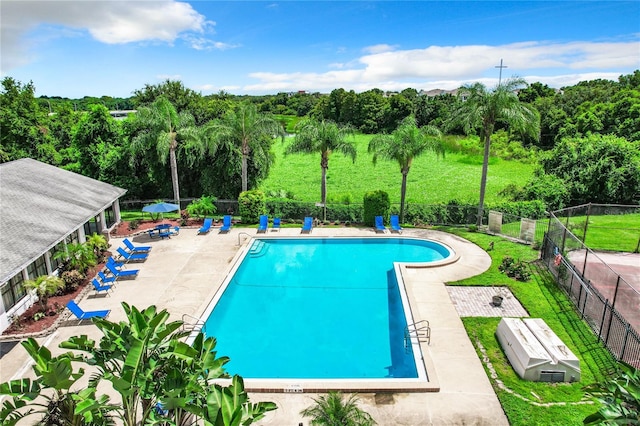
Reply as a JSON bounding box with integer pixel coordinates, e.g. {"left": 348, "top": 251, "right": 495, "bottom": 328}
{"left": 61, "top": 303, "right": 188, "bottom": 426}
{"left": 583, "top": 362, "right": 640, "bottom": 425}
{"left": 200, "top": 375, "right": 277, "bottom": 426}
{"left": 0, "top": 338, "right": 113, "bottom": 425}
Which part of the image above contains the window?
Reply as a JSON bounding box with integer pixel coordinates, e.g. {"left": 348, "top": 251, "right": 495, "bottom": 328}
{"left": 84, "top": 215, "right": 100, "bottom": 236}
{"left": 104, "top": 205, "right": 115, "bottom": 228}
{"left": 51, "top": 240, "right": 67, "bottom": 270}
{"left": 26, "top": 254, "right": 48, "bottom": 279}
{"left": 1, "top": 274, "right": 27, "bottom": 311}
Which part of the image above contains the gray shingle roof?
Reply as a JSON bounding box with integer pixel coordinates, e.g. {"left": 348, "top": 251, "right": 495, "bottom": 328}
{"left": 0, "top": 158, "right": 127, "bottom": 283}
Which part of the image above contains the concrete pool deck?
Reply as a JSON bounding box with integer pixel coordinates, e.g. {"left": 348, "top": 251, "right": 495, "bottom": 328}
{"left": 0, "top": 226, "right": 508, "bottom": 425}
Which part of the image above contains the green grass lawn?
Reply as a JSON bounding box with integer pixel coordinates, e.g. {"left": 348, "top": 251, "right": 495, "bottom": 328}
{"left": 440, "top": 227, "right": 616, "bottom": 426}
{"left": 260, "top": 134, "right": 535, "bottom": 205}
{"left": 564, "top": 213, "right": 640, "bottom": 252}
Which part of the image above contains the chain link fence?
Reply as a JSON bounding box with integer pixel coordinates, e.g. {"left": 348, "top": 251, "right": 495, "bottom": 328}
{"left": 541, "top": 204, "right": 640, "bottom": 367}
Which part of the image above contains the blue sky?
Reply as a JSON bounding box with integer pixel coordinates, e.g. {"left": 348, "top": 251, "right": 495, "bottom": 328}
{"left": 2, "top": 1, "right": 639, "bottom": 98}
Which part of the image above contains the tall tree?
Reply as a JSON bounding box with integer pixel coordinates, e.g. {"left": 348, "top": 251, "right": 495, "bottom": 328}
{"left": 208, "top": 102, "right": 284, "bottom": 193}
{"left": 286, "top": 118, "right": 356, "bottom": 218}
{"left": 131, "top": 96, "right": 215, "bottom": 204}
{"left": 368, "top": 116, "right": 443, "bottom": 223}
{"left": 448, "top": 78, "right": 540, "bottom": 226}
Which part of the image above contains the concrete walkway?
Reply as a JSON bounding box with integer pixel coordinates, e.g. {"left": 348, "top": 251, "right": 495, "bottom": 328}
{"left": 0, "top": 226, "right": 508, "bottom": 426}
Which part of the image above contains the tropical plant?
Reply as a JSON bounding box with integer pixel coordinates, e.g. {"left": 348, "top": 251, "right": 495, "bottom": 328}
{"left": 131, "top": 96, "right": 218, "bottom": 204}
{"left": 60, "top": 303, "right": 275, "bottom": 426}
{"left": 448, "top": 78, "right": 540, "bottom": 226}
{"left": 85, "top": 233, "right": 108, "bottom": 262}
{"left": 583, "top": 362, "right": 640, "bottom": 425}
{"left": 186, "top": 195, "right": 217, "bottom": 219}
{"left": 0, "top": 338, "right": 114, "bottom": 426}
{"left": 286, "top": 118, "right": 357, "bottom": 220}
{"left": 300, "top": 391, "right": 376, "bottom": 426}
{"left": 368, "top": 115, "right": 443, "bottom": 223}
{"left": 208, "top": 101, "right": 284, "bottom": 193}
{"left": 53, "top": 242, "right": 96, "bottom": 273}
{"left": 23, "top": 275, "right": 65, "bottom": 312}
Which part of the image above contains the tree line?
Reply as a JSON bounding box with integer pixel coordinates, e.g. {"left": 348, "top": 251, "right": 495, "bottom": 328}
{"left": 1, "top": 72, "right": 639, "bottom": 210}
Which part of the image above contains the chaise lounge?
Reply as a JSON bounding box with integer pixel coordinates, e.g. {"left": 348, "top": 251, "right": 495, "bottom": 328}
{"left": 117, "top": 247, "right": 149, "bottom": 262}
{"left": 198, "top": 218, "right": 213, "bottom": 234}
{"left": 390, "top": 215, "right": 403, "bottom": 233}
{"left": 66, "top": 300, "right": 110, "bottom": 324}
{"left": 106, "top": 262, "right": 139, "bottom": 279}
{"left": 123, "top": 238, "right": 151, "bottom": 253}
{"left": 257, "top": 215, "right": 268, "bottom": 233}
{"left": 375, "top": 216, "right": 388, "bottom": 233}
{"left": 301, "top": 216, "right": 313, "bottom": 234}
{"left": 91, "top": 278, "right": 113, "bottom": 295}
{"left": 220, "top": 215, "right": 232, "bottom": 233}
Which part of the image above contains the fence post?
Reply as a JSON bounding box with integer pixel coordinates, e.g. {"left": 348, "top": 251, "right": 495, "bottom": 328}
{"left": 598, "top": 299, "right": 609, "bottom": 343}
{"left": 619, "top": 323, "right": 631, "bottom": 362}
{"left": 582, "top": 248, "right": 589, "bottom": 276}
{"left": 583, "top": 203, "right": 591, "bottom": 243}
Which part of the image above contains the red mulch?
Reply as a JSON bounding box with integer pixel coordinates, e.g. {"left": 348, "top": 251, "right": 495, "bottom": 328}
{"left": 3, "top": 219, "right": 207, "bottom": 337}
{"left": 110, "top": 218, "right": 204, "bottom": 237}
{"left": 2, "top": 260, "right": 108, "bottom": 336}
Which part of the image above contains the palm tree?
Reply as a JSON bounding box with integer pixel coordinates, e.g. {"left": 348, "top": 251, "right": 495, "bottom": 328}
{"left": 300, "top": 391, "right": 376, "bottom": 426}
{"left": 208, "top": 102, "right": 284, "bottom": 193}
{"left": 448, "top": 78, "right": 540, "bottom": 226}
{"left": 131, "top": 96, "right": 216, "bottom": 205}
{"left": 23, "top": 275, "right": 65, "bottom": 312}
{"left": 368, "top": 116, "right": 443, "bottom": 223}
{"left": 286, "top": 118, "right": 356, "bottom": 220}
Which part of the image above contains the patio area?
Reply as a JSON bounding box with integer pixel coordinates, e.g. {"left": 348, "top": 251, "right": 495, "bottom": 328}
{"left": 0, "top": 226, "right": 509, "bottom": 425}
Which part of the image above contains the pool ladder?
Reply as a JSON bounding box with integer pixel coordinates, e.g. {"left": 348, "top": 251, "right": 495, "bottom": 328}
{"left": 404, "top": 320, "right": 431, "bottom": 353}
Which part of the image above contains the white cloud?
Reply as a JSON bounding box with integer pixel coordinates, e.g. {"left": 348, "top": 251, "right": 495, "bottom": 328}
{"left": 362, "top": 44, "right": 398, "bottom": 54}
{"left": 241, "top": 39, "right": 640, "bottom": 93}
{"left": 1, "top": 0, "right": 216, "bottom": 72}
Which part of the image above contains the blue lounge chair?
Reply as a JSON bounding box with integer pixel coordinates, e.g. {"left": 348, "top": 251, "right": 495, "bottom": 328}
{"left": 198, "top": 218, "right": 213, "bottom": 234}
{"left": 375, "top": 216, "right": 387, "bottom": 233}
{"left": 220, "top": 215, "right": 232, "bottom": 233}
{"left": 257, "top": 215, "right": 268, "bottom": 233}
{"left": 123, "top": 238, "right": 151, "bottom": 253}
{"left": 106, "top": 262, "right": 139, "bottom": 279}
{"left": 116, "top": 247, "right": 149, "bottom": 262}
{"left": 272, "top": 217, "right": 281, "bottom": 232}
{"left": 98, "top": 271, "right": 116, "bottom": 285}
{"left": 107, "top": 257, "right": 125, "bottom": 269}
{"left": 91, "top": 278, "right": 113, "bottom": 295}
{"left": 66, "top": 300, "right": 110, "bottom": 324}
{"left": 301, "top": 217, "right": 313, "bottom": 234}
{"left": 390, "top": 215, "right": 403, "bottom": 233}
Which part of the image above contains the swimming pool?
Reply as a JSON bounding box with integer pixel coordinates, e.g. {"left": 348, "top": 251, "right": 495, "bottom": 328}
{"left": 199, "top": 237, "right": 453, "bottom": 383}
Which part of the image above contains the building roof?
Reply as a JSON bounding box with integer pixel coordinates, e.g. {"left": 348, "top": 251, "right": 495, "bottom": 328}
{"left": 0, "top": 158, "right": 127, "bottom": 283}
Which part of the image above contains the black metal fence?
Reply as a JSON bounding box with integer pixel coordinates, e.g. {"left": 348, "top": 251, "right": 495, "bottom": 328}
{"left": 541, "top": 209, "right": 640, "bottom": 367}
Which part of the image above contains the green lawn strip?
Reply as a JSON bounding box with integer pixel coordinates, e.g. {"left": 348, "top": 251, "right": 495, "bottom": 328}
{"left": 565, "top": 213, "right": 640, "bottom": 252}
{"left": 120, "top": 211, "right": 181, "bottom": 222}
{"left": 261, "top": 134, "right": 534, "bottom": 204}
{"left": 438, "top": 227, "right": 616, "bottom": 425}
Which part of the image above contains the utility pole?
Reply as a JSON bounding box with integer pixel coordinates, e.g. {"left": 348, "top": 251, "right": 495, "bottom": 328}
{"left": 495, "top": 59, "right": 508, "bottom": 86}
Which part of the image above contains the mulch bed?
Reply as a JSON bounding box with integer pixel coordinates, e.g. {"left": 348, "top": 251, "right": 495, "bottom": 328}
{"left": 1, "top": 259, "right": 109, "bottom": 337}
{"left": 1, "top": 219, "right": 207, "bottom": 337}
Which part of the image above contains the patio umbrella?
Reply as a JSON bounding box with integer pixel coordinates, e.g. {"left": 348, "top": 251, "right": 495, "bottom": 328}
{"left": 142, "top": 202, "right": 180, "bottom": 214}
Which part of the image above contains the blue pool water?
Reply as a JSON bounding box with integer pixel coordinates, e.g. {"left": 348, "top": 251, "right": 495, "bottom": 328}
{"left": 202, "top": 238, "right": 450, "bottom": 379}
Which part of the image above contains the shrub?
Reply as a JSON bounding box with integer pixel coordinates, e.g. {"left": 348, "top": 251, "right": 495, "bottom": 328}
{"left": 363, "top": 190, "right": 390, "bottom": 226}
{"left": 238, "top": 190, "right": 266, "bottom": 224}
{"left": 186, "top": 196, "right": 217, "bottom": 219}
{"left": 60, "top": 270, "right": 85, "bottom": 294}
{"left": 499, "top": 256, "right": 531, "bottom": 282}
{"left": 128, "top": 220, "right": 140, "bottom": 231}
